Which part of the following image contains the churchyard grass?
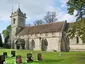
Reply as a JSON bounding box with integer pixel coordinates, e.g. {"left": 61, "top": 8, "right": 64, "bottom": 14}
{"left": 0, "top": 49, "right": 85, "bottom": 64}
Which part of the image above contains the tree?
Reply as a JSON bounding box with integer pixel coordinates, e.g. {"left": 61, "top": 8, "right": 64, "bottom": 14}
{"left": 0, "top": 33, "right": 3, "bottom": 47}
{"left": 67, "top": 19, "right": 85, "bottom": 43}
{"left": 2, "top": 25, "right": 11, "bottom": 43}
{"left": 34, "top": 19, "right": 44, "bottom": 26}
{"left": 67, "top": 0, "right": 85, "bottom": 21}
{"left": 44, "top": 11, "right": 57, "bottom": 23}
{"left": 67, "top": 0, "right": 85, "bottom": 43}
{"left": 2, "top": 25, "right": 11, "bottom": 38}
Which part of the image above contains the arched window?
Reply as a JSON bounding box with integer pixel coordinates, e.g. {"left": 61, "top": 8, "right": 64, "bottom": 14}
{"left": 13, "top": 18, "right": 16, "bottom": 24}
{"left": 19, "top": 39, "right": 25, "bottom": 49}
{"left": 76, "top": 37, "right": 79, "bottom": 44}
{"left": 31, "top": 39, "right": 35, "bottom": 48}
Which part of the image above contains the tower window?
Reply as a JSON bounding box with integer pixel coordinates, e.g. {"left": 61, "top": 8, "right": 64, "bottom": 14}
{"left": 20, "top": 18, "right": 24, "bottom": 25}
{"left": 13, "top": 18, "right": 16, "bottom": 24}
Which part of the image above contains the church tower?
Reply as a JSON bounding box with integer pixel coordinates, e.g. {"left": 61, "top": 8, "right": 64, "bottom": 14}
{"left": 10, "top": 7, "right": 26, "bottom": 48}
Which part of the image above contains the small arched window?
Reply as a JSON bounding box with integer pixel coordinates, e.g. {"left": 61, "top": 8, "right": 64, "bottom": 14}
{"left": 31, "top": 39, "right": 35, "bottom": 48}
{"left": 76, "top": 37, "right": 79, "bottom": 44}
{"left": 13, "top": 18, "right": 16, "bottom": 24}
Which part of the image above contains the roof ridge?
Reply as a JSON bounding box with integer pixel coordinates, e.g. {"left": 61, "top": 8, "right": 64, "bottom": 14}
{"left": 26, "top": 21, "right": 64, "bottom": 28}
{"left": 18, "top": 21, "right": 64, "bottom": 35}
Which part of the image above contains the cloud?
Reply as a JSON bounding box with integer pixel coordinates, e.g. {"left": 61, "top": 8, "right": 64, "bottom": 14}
{"left": 60, "top": 0, "right": 69, "bottom": 7}
{"left": 0, "top": 0, "right": 54, "bottom": 21}
{"left": 0, "top": 0, "right": 76, "bottom": 22}
{"left": 57, "top": 12, "right": 76, "bottom": 22}
{"left": 42, "top": 5, "right": 76, "bottom": 22}
{"left": 0, "top": 0, "right": 77, "bottom": 34}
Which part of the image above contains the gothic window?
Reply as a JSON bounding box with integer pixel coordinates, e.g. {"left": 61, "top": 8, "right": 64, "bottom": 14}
{"left": 20, "top": 39, "right": 25, "bottom": 49}
{"left": 13, "top": 18, "right": 16, "bottom": 24}
{"left": 20, "top": 18, "right": 24, "bottom": 24}
{"left": 76, "top": 37, "right": 79, "bottom": 44}
{"left": 31, "top": 39, "right": 35, "bottom": 49}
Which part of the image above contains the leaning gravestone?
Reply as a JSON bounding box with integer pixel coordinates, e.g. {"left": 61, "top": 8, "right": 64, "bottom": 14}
{"left": 11, "top": 51, "right": 16, "bottom": 57}
{"left": 26, "top": 53, "right": 33, "bottom": 62}
{"left": 37, "top": 53, "right": 42, "bottom": 61}
{"left": 0, "top": 55, "right": 5, "bottom": 64}
{"left": 16, "top": 55, "right": 22, "bottom": 64}
{"left": 3, "top": 52, "right": 7, "bottom": 58}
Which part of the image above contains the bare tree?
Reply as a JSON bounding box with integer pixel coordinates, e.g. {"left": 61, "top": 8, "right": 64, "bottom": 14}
{"left": 34, "top": 19, "right": 44, "bottom": 26}
{"left": 44, "top": 11, "right": 57, "bottom": 23}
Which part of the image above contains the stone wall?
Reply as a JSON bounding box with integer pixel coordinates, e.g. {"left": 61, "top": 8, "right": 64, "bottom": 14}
{"left": 16, "top": 32, "right": 60, "bottom": 51}
{"left": 69, "top": 37, "right": 85, "bottom": 51}
{"left": 70, "top": 44, "right": 85, "bottom": 51}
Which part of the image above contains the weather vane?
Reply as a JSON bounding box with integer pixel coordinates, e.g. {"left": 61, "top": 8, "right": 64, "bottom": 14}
{"left": 18, "top": 3, "right": 20, "bottom": 8}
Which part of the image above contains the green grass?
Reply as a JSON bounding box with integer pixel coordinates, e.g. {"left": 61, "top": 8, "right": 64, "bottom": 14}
{"left": 0, "top": 49, "right": 85, "bottom": 64}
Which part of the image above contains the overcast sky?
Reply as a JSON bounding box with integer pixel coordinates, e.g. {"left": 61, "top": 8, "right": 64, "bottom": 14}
{"left": 0, "top": 0, "right": 77, "bottom": 34}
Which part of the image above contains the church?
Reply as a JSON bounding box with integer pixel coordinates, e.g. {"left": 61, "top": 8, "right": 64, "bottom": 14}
{"left": 10, "top": 7, "right": 85, "bottom": 52}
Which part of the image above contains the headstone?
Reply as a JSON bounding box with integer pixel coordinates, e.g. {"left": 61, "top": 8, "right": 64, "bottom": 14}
{"left": 0, "top": 55, "right": 5, "bottom": 64}
{"left": 3, "top": 52, "right": 7, "bottom": 58}
{"left": 26, "top": 53, "right": 33, "bottom": 62}
{"left": 37, "top": 53, "right": 42, "bottom": 61}
{"left": 16, "top": 55, "right": 22, "bottom": 64}
{"left": 60, "top": 53, "right": 62, "bottom": 56}
{"left": 11, "top": 51, "right": 16, "bottom": 57}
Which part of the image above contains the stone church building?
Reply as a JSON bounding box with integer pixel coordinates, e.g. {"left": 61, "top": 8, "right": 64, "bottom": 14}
{"left": 10, "top": 7, "right": 85, "bottom": 52}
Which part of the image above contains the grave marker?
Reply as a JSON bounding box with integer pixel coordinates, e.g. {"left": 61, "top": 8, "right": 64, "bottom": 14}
{"left": 11, "top": 51, "right": 16, "bottom": 57}
{"left": 26, "top": 53, "right": 33, "bottom": 62}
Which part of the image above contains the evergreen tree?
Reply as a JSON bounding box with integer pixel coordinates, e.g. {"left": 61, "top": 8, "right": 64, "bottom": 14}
{"left": 0, "top": 33, "right": 3, "bottom": 47}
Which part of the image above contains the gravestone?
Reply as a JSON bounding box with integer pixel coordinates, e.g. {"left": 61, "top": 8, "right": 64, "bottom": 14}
{"left": 26, "top": 53, "right": 33, "bottom": 62}
{"left": 0, "top": 55, "right": 5, "bottom": 64}
{"left": 3, "top": 52, "right": 7, "bottom": 58}
{"left": 16, "top": 55, "right": 22, "bottom": 64}
{"left": 37, "top": 53, "right": 42, "bottom": 61}
{"left": 60, "top": 52, "right": 62, "bottom": 56}
{"left": 11, "top": 51, "right": 16, "bottom": 57}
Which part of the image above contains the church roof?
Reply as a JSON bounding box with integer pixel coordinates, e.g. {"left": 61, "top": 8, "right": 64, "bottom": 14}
{"left": 17, "top": 22, "right": 64, "bottom": 35}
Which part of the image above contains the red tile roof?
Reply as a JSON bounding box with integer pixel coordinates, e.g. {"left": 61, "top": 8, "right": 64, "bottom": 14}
{"left": 17, "top": 22, "right": 64, "bottom": 35}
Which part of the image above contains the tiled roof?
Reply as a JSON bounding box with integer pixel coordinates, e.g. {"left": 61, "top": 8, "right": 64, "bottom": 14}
{"left": 17, "top": 22, "right": 64, "bottom": 35}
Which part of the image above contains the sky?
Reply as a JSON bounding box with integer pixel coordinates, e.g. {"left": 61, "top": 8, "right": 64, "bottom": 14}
{"left": 0, "top": 0, "right": 77, "bottom": 34}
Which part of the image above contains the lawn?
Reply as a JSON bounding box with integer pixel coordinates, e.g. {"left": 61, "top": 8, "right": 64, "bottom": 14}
{"left": 0, "top": 49, "right": 85, "bottom": 64}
